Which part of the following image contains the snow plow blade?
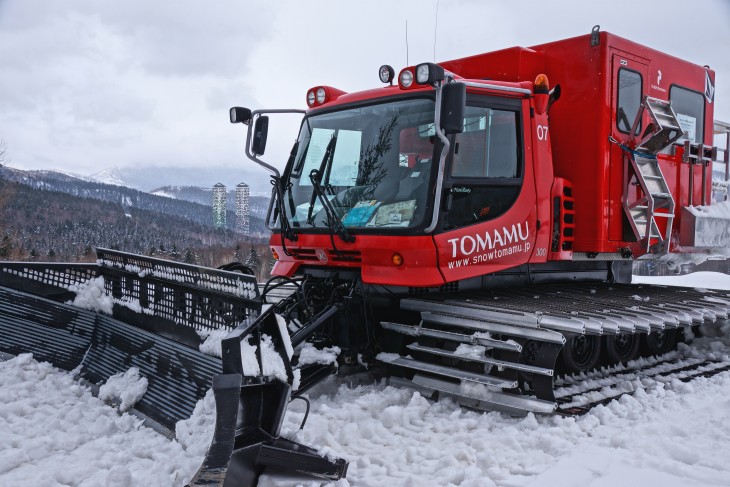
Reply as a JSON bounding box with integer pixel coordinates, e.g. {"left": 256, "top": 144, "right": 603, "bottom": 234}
{"left": 0, "top": 249, "right": 347, "bottom": 486}
{"left": 188, "top": 376, "right": 347, "bottom": 486}
{"left": 189, "top": 307, "right": 348, "bottom": 486}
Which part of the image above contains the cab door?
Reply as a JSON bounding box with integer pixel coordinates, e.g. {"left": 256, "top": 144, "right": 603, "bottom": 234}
{"left": 608, "top": 50, "right": 649, "bottom": 242}
{"left": 434, "top": 95, "right": 538, "bottom": 282}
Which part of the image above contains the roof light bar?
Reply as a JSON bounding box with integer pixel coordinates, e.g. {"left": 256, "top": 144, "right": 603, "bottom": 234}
{"left": 305, "top": 86, "right": 348, "bottom": 108}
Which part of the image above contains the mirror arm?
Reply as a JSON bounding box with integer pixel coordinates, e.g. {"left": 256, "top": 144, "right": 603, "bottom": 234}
{"left": 424, "top": 77, "right": 452, "bottom": 234}
{"left": 243, "top": 109, "right": 306, "bottom": 178}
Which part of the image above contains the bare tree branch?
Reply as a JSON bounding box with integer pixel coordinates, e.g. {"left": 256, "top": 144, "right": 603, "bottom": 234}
{"left": 0, "top": 139, "right": 7, "bottom": 166}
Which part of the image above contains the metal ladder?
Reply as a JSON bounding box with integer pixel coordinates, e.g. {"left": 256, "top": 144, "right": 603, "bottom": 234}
{"left": 622, "top": 96, "right": 684, "bottom": 253}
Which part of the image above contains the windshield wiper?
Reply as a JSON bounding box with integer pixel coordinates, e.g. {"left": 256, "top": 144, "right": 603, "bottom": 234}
{"left": 308, "top": 168, "right": 354, "bottom": 243}
{"left": 271, "top": 140, "right": 299, "bottom": 245}
{"left": 307, "top": 134, "right": 337, "bottom": 224}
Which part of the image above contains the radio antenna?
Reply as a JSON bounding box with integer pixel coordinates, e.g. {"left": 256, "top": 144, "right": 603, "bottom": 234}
{"left": 405, "top": 19, "right": 409, "bottom": 65}
{"left": 433, "top": 0, "right": 440, "bottom": 61}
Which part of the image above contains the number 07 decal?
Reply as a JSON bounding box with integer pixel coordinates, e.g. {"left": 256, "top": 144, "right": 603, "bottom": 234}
{"left": 537, "top": 125, "right": 549, "bottom": 141}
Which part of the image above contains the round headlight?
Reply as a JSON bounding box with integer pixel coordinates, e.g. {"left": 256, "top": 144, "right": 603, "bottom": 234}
{"left": 316, "top": 87, "right": 326, "bottom": 104}
{"left": 307, "top": 90, "right": 315, "bottom": 107}
{"left": 379, "top": 65, "right": 394, "bottom": 84}
{"left": 399, "top": 69, "right": 413, "bottom": 88}
{"left": 416, "top": 64, "right": 430, "bottom": 84}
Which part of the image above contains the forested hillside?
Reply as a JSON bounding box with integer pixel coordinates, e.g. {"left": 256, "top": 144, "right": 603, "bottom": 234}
{"left": 0, "top": 167, "right": 268, "bottom": 235}
{"left": 0, "top": 177, "right": 274, "bottom": 278}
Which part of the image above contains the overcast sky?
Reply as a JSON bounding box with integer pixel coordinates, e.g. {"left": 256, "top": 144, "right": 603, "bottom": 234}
{"left": 1, "top": 0, "right": 728, "bottom": 182}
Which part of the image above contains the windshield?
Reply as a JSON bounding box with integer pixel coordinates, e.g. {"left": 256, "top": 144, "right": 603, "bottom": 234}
{"left": 282, "top": 98, "right": 438, "bottom": 231}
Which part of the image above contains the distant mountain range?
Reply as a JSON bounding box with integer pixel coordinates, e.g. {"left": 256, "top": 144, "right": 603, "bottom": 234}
{"left": 85, "top": 165, "right": 273, "bottom": 195}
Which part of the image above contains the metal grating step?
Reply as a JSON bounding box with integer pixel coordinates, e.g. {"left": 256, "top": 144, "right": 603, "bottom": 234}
{"left": 378, "top": 355, "right": 518, "bottom": 389}
{"left": 406, "top": 343, "right": 554, "bottom": 376}
{"left": 381, "top": 321, "right": 523, "bottom": 352}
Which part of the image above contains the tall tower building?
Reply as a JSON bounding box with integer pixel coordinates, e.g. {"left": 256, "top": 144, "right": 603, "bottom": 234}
{"left": 235, "top": 182, "right": 250, "bottom": 234}
{"left": 212, "top": 183, "right": 227, "bottom": 229}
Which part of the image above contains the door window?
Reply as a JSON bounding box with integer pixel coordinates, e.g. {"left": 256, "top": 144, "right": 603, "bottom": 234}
{"left": 617, "top": 68, "right": 643, "bottom": 134}
{"left": 444, "top": 105, "right": 522, "bottom": 230}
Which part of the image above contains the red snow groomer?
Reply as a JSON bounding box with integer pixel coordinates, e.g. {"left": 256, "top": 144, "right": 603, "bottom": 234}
{"left": 2, "top": 27, "right": 730, "bottom": 487}
{"left": 230, "top": 22, "right": 730, "bottom": 451}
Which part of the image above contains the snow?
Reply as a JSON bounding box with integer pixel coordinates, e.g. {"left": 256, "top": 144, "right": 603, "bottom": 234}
{"left": 0, "top": 354, "right": 202, "bottom": 486}
{"left": 686, "top": 199, "right": 730, "bottom": 218}
{"left": 241, "top": 335, "right": 261, "bottom": 376}
{"left": 98, "top": 367, "right": 149, "bottom": 412}
{"left": 633, "top": 271, "right": 730, "bottom": 290}
{"left": 257, "top": 370, "right": 730, "bottom": 487}
{"left": 2, "top": 273, "right": 730, "bottom": 486}
{"left": 298, "top": 343, "right": 341, "bottom": 367}
{"left": 151, "top": 190, "right": 176, "bottom": 199}
{"left": 454, "top": 343, "right": 488, "bottom": 359}
{"left": 260, "top": 334, "right": 288, "bottom": 382}
{"left": 67, "top": 276, "right": 113, "bottom": 314}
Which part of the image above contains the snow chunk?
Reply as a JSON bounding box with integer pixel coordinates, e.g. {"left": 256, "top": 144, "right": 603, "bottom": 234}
{"left": 241, "top": 335, "right": 261, "bottom": 376}
{"left": 67, "top": 277, "right": 113, "bottom": 314}
{"left": 298, "top": 343, "right": 341, "bottom": 367}
{"left": 454, "top": 343, "right": 487, "bottom": 359}
{"left": 198, "top": 328, "right": 230, "bottom": 358}
{"left": 260, "top": 334, "right": 288, "bottom": 382}
{"left": 175, "top": 389, "right": 216, "bottom": 459}
{"left": 630, "top": 294, "right": 650, "bottom": 302}
{"left": 375, "top": 352, "right": 401, "bottom": 364}
{"left": 274, "top": 313, "right": 294, "bottom": 360}
{"left": 199, "top": 329, "right": 288, "bottom": 381}
{"left": 98, "top": 367, "right": 149, "bottom": 412}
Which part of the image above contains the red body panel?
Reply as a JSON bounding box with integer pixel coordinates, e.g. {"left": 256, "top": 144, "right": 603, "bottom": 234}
{"left": 441, "top": 33, "right": 714, "bottom": 253}
{"left": 271, "top": 235, "right": 445, "bottom": 287}
{"left": 270, "top": 31, "right": 716, "bottom": 286}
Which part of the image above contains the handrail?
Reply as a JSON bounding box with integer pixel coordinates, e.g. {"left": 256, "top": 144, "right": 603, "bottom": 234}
{"left": 713, "top": 120, "right": 729, "bottom": 201}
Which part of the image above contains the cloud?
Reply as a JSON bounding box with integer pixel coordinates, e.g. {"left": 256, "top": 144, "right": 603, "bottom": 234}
{"left": 0, "top": 0, "right": 274, "bottom": 175}
{"left": 0, "top": 0, "right": 728, "bottom": 181}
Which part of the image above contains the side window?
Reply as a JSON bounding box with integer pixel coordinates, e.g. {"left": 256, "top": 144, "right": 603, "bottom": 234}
{"left": 444, "top": 106, "right": 522, "bottom": 230}
{"left": 670, "top": 85, "right": 705, "bottom": 143}
{"left": 451, "top": 107, "right": 519, "bottom": 178}
{"left": 617, "top": 69, "right": 643, "bottom": 133}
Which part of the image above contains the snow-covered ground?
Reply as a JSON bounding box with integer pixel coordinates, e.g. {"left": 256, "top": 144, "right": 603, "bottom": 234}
{"left": 632, "top": 271, "right": 730, "bottom": 290}
{"left": 1, "top": 274, "right": 730, "bottom": 486}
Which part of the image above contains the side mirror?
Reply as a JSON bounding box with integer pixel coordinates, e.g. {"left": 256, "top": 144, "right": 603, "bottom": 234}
{"left": 230, "top": 107, "right": 253, "bottom": 125}
{"left": 440, "top": 82, "right": 466, "bottom": 135}
{"left": 252, "top": 116, "right": 269, "bottom": 155}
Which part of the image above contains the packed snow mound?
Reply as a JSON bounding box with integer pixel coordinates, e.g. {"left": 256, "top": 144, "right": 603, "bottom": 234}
{"left": 175, "top": 389, "right": 216, "bottom": 460}
{"left": 257, "top": 370, "right": 730, "bottom": 487}
{"left": 0, "top": 354, "right": 202, "bottom": 486}
{"left": 67, "top": 277, "right": 113, "bottom": 314}
{"left": 686, "top": 199, "right": 730, "bottom": 218}
{"left": 633, "top": 271, "right": 730, "bottom": 290}
{"left": 98, "top": 367, "right": 149, "bottom": 412}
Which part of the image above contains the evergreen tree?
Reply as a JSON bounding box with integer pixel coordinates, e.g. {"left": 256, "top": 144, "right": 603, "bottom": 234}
{"left": 233, "top": 243, "right": 243, "bottom": 262}
{"left": 183, "top": 248, "right": 197, "bottom": 264}
{"left": 245, "top": 245, "right": 261, "bottom": 274}
{"left": 0, "top": 235, "right": 12, "bottom": 257}
{"left": 170, "top": 243, "right": 180, "bottom": 259}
